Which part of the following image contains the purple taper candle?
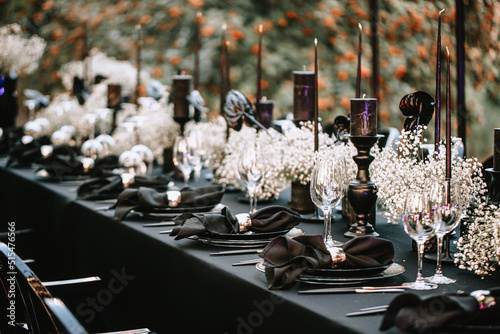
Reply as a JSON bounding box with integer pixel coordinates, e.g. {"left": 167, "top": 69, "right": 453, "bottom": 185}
{"left": 194, "top": 11, "right": 202, "bottom": 90}
{"left": 494, "top": 129, "right": 500, "bottom": 171}
{"left": 435, "top": 9, "right": 445, "bottom": 153}
{"left": 135, "top": 24, "right": 142, "bottom": 105}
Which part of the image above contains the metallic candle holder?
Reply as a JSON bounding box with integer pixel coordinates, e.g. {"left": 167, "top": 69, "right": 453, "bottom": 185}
{"left": 345, "top": 98, "right": 380, "bottom": 238}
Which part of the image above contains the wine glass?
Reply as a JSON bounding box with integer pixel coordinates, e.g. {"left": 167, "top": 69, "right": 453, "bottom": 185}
{"left": 238, "top": 141, "right": 263, "bottom": 213}
{"left": 426, "top": 179, "right": 464, "bottom": 284}
{"left": 310, "top": 157, "right": 346, "bottom": 248}
{"left": 172, "top": 136, "right": 193, "bottom": 186}
{"left": 186, "top": 129, "right": 207, "bottom": 185}
{"left": 401, "top": 188, "right": 438, "bottom": 290}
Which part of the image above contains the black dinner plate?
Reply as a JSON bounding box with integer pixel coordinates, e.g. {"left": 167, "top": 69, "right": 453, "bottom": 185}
{"left": 136, "top": 204, "right": 218, "bottom": 214}
{"left": 307, "top": 263, "right": 392, "bottom": 277}
{"left": 197, "top": 229, "right": 289, "bottom": 240}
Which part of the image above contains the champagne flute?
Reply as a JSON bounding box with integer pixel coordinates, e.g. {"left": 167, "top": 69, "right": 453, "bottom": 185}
{"left": 426, "top": 179, "right": 463, "bottom": 284}
{"left": 173, "top": 136, "right": 193, "bottom": 186}
{"left": 238, "top": 141, "right": 262, "bottom": 213}
{"left": 310, "top": 157, "right": 346, "bottom": 248}
{"left": 401, "top": 188, "right": 437, "bottom": 290}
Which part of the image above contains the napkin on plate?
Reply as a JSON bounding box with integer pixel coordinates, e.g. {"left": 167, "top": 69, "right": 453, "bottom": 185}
{"left": 169, "top": 205, "right": 301, "bottom": 240}
{"left": 6, "top": 135, "right": 52, "bottom": 167}
{"left": 259, "top": 235, "right": 394, "bottom": 289}
{"left": 38, "top": 154, "right": 119, "bottom": 178}
{"left": 113, "top": 185, "right": 225, "bottom": 221}
{"left": 380, "top": 288, "right": 500, "bottom": 332}
{"left": 77, "top": 171, "right": 171, "bottom": 200}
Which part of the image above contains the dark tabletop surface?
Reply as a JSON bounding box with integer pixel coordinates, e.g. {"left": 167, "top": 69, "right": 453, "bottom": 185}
{"left": 1, "top": 159, "right": 499, "bottom": 334}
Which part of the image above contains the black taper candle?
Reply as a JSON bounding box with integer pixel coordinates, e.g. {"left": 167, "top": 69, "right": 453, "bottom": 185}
{"left": 456, "top": 0, "right": 466, "bottom": 155}
{"left": 445, "top": 46, "right": 451, "bottom": 183}
{"left": 435, "top": 9, "right": 444, "bottom": 153}
{"left": 356, "top": 23, "right": 362, "bottom": 99}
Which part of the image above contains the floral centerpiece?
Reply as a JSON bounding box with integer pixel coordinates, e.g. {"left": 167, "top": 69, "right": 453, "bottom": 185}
{"left": 0, "top": 23, "right": 46, "bottom": 75}
{"left": 213, "top": 126, "right": 287, "bottom": 200}
{"left": 371, "top": 126, "right": 485, "bottom": 224}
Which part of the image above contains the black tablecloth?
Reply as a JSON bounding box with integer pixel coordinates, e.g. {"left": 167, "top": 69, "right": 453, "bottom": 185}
{"left": 1, "top": 160, "right": 499, "bottom": 334}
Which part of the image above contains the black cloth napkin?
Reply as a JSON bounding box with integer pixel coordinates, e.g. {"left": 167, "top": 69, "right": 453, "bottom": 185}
{"left": 38, "top": 154, "right": 119, "bottom": 178}
{"left": 77, "top": 171, "right": 172, "bottom": 200}
{"left": 169, "top": 205, "right": 301, "bottom": 240}
{"left": 380, "top": 288, "right": 500, "bottom": 333}
{"left": 113, "top": 185, "right": 225, "bottom": 221}
{"left": 0, "top": 127, "right": 23, "bottom": 156}
{"left": 259, "top": 235, "right": 394, "bottom": 289}
{"left": 6, "top": 135, "right": 52, "bottom": 167}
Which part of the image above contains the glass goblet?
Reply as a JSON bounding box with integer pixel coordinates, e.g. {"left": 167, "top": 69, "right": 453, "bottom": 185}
{"left": 238, "top": 142, "right": 263, "bottom": 214}
{"left": 172, "top": 136, "right": 193, "bottom": 186}
{"left": 401, "top": 188, "right": 438, "bottom": 290}
{"left": 310, "top": 157, "right": 346, "bottom": 248}
{"left": 426, "top": 179, "right": 463, "bottom": 284}
{"left": 186, "top": 129, "right": 207, "bottom": 185}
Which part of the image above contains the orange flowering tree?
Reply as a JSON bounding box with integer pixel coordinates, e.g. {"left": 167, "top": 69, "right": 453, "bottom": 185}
{"left": 0, "top": 0, "right": 499, "bottom": 158}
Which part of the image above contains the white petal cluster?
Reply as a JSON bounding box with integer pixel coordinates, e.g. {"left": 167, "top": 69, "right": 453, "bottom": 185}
{"left": 281, "top": 121, "right": 335, "bottom": 185}
{"left": 0, "top": 24, "right": 46, "bottom": 75}
{"left": 213, "top": 126, "right": 287, "bottom": 200}
{"left": 59, "top": 48, "right": 151, "bottom": 96}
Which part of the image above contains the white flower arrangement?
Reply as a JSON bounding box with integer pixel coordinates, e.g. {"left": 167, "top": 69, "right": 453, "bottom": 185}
{"left": 59, "top": 48, "right": 150, "bottom": 96}
{"left": 456, "top": 200, "right": 500, "bottom": 276}
{"left": 111, "top": 96, "right": 179, "bottom": 163}
{"left": 184, "top": 116, "right": 227, "bottom": 171}
{"left": 0, "top": 24, "right": 46, "bottom": 75}
{"left": 281, "top": 121, "right": 335, "bottom": 185}
{"left": 371, "top": 126, "right": 485, "bottom": 224}
{"left": 213, "top": 126, "right": 287, "bottom": 200}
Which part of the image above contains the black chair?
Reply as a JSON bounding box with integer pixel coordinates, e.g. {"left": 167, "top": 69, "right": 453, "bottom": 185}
{"left": 0, "top": 242, "right": 154, "bottom": 334}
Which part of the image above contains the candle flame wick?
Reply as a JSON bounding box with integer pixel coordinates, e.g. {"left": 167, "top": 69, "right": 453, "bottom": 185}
{"left": 259, "top": 24, "right": 263, "bottom": 34}
{"left": 135, "top": 24, "right": 141, "bottom": 30}
{"left": 222, "top": 23, "right": 227, "bottom": 31}
{"left": 358, "top": 23, "right": 362, "bottom": 30}
{"left": 314, "top": 38, "right": 317, "bottom": 46}
{"left": 439, "top": 8, "right": 445, "bottom": 15}
{"left": 196, "top": 11, "right": 202, "bottom": 17}
{"left": 226, "top": 40, "right": 230, "bottom": 47}
{"left": 363, "top": 93, "right": 366, "bottom": 98}
{"left": 446, "top": 45, "right": 449, "bottom": 56}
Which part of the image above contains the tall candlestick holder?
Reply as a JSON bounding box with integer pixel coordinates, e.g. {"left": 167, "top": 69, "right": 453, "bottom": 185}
{"left": 344, "top": 134, "right": 383, "bottom": 238}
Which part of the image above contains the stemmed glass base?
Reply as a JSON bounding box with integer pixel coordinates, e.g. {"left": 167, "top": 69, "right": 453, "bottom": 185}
{"left": 426, "top": 273, "right": 456, "bottom": 285}
{"left": 402, "top": 280, "right": 437, "bottom": 290}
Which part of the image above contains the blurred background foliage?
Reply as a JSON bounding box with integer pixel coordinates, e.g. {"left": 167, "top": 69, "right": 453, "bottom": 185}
{"left": 0, "top": 0, "right": 499, "bottom": 159}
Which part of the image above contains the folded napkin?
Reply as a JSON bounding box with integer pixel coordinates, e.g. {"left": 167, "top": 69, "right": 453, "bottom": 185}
{"left": 77, "top": 171, "right": 171, "bottom": 200}
{"left": 113, "top": 185, "right": 225, "bottom": 221}
{"left": 38, "top": 154, "right": 119, "bottom": 177}
{"left": 169, "top": 205, "right": 301, "bottom": 240}
{"left": 6, "top": 135, "right": 51, "bottom": 167}
{"left": 260, "top": 235, "right": 394, "bottom": 289}
{"left": 0, "top": 127, "right": 23, "bottom": 156}
{"left": 380, "top": 288, "right": 500, "bottom": 333}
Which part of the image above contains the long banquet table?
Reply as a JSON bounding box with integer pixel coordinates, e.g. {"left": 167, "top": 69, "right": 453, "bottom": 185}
{"left": 1, "top": 160, "right": 499, "bottom": 334}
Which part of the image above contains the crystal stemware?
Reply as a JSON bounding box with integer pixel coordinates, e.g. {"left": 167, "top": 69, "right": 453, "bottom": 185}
{"left": 238, "top": 141, "right": 263, "bottom": 213}
{"left": 426, "top": 179, "right": 463, "bottom": 284}
{"left": 401, "top": 188, "right": 438, "bottom": 290}
{"left": 310, "top": 157, "right": 346, "bottom": 248}
{"left": 172, "top": 136, "right": 193, "bottom": 186}
{"left": 186, "top": 129, "right": 207, "bottom": 185}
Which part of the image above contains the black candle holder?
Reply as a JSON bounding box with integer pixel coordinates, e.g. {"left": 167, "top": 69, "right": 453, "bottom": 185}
{"left": 344, "top": 134, "right": 383, "bottom": 238}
